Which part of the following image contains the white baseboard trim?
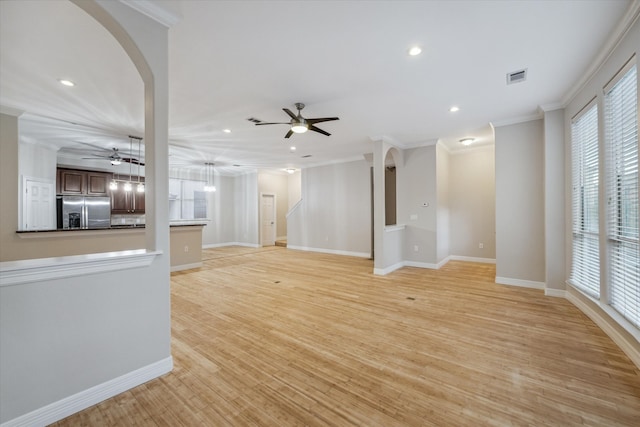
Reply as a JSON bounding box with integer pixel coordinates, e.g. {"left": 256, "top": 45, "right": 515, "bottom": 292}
{"left": 373, "top": 261, "right": 405, "bottom": 276}
{"left": 287, "top": 245, "right": 370, "bottom": 259}
{"left": 566, "top": 291, "right": 640, "bottom": 370}
{"left": 170, "top": 262, "right": 202, "bottom": 272}
{"left": 202, "top": 242, "right": 260, "bottom": 249}
{"left": 449, "top": 255, "right": 496, "bottom": 264}
{"left": 544, "top": 288, "right": 566, "bottom": 298}
{"left": 495, "top": 276, "right": 545, "bottom": 290}
{"left": 404, "top": 260, "right": 440, "bottom": 270}
{"left": 1, "top": 356, "right": 173, "bottom": 427}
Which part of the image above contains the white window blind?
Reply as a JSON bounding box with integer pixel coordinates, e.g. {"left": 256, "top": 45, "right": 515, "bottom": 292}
{"left": 605, "top": 62, "right": 639, "bottom": 328}
{"left": 570, "top": 102, "right": 600, "bottom": 298}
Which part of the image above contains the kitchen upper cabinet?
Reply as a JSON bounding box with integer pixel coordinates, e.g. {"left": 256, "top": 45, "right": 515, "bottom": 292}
{"left": 57, "top": 168, "right": 112, "bottom": 196}
{"left": 111, "top": 178, "right": 145, "bottom": 214}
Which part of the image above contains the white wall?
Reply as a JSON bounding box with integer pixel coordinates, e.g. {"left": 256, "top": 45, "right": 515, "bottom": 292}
{"left": 495, "top": 119, "right": 545, "bottom": 286}
{"left": 258, "top": 171, "right": 289, "bottom": 239}
{"left": 436, "top": 144, "right": 450, "bottom": 263}
{"left": 0, "top": 2, "right": 172, "bottom": 424}
{"left": 449, "top": 145, "right": 496, "bottom": 260}
{"left": 397, "top": 146, "right": 438, "bottom": 265}
{"left": 288, "top": 170, "right": 301, "bottom": 210}
{"left": 543, "top": 108, "right": 566, "bottom": 291}
{"left": 202, "top": 175, "right": 236, "bottom": 246}
{"left": 287, "top": 159, "right": 371, "bottom": 256}
{"left": 234, "top": 172, "right": 259, "bottom": 246}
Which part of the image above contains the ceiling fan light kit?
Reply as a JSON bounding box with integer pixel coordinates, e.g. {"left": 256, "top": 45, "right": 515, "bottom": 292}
{"left": 291, "top": 122, "right": 308, "bottom": 134}
{"left": 255, "top": 102, "right": 339, "bottom": 138}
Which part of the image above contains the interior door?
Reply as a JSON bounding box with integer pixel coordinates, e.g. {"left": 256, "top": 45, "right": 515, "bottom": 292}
{"left": 24, "top": 178, "right": 55, "bottom": 230}
{"left": 261, "top": 193, "right": 276, "bottom": 246}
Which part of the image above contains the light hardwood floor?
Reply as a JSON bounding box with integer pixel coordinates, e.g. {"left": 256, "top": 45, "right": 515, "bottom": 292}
{"left": 53, "top": 246, "right": 640, "bottom": 426}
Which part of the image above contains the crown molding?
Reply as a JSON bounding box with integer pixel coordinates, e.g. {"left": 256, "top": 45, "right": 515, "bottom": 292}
{"left": 489, "top": 112, "right": 543, "bottom": 128}
{"left": 118, "top": 0, "right": 182, "bottom": 28}
{"left": 0, "top": 105, "right": 24, "bottom": 117}
{"left": 561, "top": 0, "right": 640, "bottom": 107}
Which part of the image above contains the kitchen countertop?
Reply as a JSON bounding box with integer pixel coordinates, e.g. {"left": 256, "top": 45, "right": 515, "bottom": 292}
{"left": 16, "top": 223, "right": 206, "bottom": 233}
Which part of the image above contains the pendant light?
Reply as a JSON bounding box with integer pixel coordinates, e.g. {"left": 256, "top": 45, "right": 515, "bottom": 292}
{"left": 135, "top": 136, "right": 145, "bottom": 193}
{"left": 204, "top": 162, "right": 216, "bottom": 192}
{"left": 110, "top": 173, "right": 118, "bottom": 190}
{"left": 124, "top": 136, "right": 133, "bottom": 192}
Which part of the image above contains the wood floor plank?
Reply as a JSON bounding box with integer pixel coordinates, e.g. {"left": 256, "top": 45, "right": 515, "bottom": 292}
{"left": 52, "top": 246, "right": 640, "bottom": 426}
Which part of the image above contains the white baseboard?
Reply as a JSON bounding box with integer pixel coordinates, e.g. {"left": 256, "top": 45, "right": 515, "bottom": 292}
{"left": 566, "top": 291, "right": 640, "bottom": 370}
{"left": 404, "top": 260, "right": 440, "bottom": 270}
{"left": 287, "top": 245, "right": 370, "bottom": 259}
{"left": 170, "top": 262, "right": 202, "bottom": 272}
{"left": 1, "top": 356, "right": 173, "bottom": 427}
{"left": 449, "top": 255, "right": 496, "bottom": 264}
{"left": 544, "top": 288, "right": 566, "bottom": 298}
{"left": 373, "top": 261, "right": 405, "bottom": 276}
{"left": 495, "top": 276, "right": 545, "bottom": 290}
{"left": 202, "top": 242, "right": 260, "bottom": 249}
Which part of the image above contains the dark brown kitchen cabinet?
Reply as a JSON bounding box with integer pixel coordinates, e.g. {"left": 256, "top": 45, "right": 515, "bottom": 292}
{"left": 111, "top": 178, "right": 145, "bottom": 213}
{"left": 57, "top": 168, "right": 111, "bottom": 196}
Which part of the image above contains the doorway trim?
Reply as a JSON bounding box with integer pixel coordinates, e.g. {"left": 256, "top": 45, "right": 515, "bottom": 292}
{"left": 260, "top": 192, "right": 277, "bottom": 246}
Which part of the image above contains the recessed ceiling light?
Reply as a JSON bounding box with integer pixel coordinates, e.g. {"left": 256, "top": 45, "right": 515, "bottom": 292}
{"left": 449, "top": 106, "right": 460, "bottom": 112}
{"left": 408, "top": 46, "right": 422, "bottom": 56}
{"left": 223, "top": 129, "right": 231, "bottom": 133}
{"left": 58, "top": 79, "right": 75, "bottom": 87}
{"left": 286, "top": 168, "right": 296, "bottom": 174}
{"left": 459, "top": 138, "right": 475, "bottom": 146}
{"left": 290, "top": 146, "right": 296, "bottom": 152}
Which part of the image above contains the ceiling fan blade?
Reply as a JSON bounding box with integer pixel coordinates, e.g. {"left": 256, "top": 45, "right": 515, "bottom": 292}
{"left": 284, "top": 129, "right": 294, "bottom": 139}
{"left": 306, "top": 117, "right": 339, "bottom": 125}
{"left": 283, "top": 108, "right": 298, "bottom": 120}
{"left": 123, "top": 158, "right": 145, "bottom": 166}
{"left": 255, "top": 122, "right": 290, "bottom": 126}
{"left": 309, "top": 125, "right": 331, "bottom": 137}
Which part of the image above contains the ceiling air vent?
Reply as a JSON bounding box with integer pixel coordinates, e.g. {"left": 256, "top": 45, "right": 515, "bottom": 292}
{"left": 506, "top": 68, "right": 527, "bottom": 85}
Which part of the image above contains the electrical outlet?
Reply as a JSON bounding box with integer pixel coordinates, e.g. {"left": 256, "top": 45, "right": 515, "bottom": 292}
{"left": 184, "top": 245, "right": 189, "bottom": 252}
{"left": 410, "top": 214, "right": 418, "bottom": 220}
{"left": 479, "top": 243, "right": 484, "bottom": 249}
{"left": 414, "top": 245, "right": 419, "bottom": 252}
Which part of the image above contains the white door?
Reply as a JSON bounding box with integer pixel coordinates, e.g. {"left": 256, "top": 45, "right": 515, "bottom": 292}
{"left": 24, "top": 178, "right": 55, "bottom": 230}
{"left": 261, "top": 194, "right": 276, "bottom": 246}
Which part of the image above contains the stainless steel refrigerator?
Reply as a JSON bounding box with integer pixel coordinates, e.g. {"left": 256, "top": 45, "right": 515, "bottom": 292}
{"left": 57, "top": 196, "right": 111, "bottom": 229}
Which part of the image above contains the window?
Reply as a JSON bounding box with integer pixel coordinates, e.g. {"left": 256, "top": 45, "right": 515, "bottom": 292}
{"left": 169, "top": 178, "right": 207, "bottom": 221}
{"left": 605, "top": 61, "right": 638, "bottom": 328}
{"left": 570, "top": 101, "right": 600, "bottom": 298}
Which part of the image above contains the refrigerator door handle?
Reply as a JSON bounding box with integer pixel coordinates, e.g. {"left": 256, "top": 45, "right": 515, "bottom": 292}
{"left": 82, "top": 204, "right": 87, "bottom": 228}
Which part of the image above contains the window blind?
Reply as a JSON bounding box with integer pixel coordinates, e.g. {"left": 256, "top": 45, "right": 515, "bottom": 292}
{"left": 570, "top": 102, "right": 600, "bottom": 298}
{"left": 605, "top": 62, "right": 639, "bottom": 328}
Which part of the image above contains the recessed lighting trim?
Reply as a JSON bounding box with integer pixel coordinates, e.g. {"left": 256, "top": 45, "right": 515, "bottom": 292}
{"left": 459, "top": 138, "right": 475, "bottom": 146}
{"left": 408, "top": 46, "right": 422, "bottom": 56}
{"left": 223, "top": 129, "right": 231, "bottom": 133}
{"left": 290, "top": 146, "right": 296, "bottom": 152}
{"left": 58, "top": 79, "right": 75, "bottom": 87}
{"left": 286, "top": 168, "right": 296, "bottom": 174}
{"left": 449, "top": 106, "right": 460, "bottom": 113}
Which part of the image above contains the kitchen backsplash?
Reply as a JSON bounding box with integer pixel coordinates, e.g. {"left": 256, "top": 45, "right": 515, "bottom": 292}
{"left": 111, "top": 214, "right": 145, "bottom": 225}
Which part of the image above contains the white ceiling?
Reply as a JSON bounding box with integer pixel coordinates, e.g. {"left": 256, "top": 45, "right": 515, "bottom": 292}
{"left": 0, "top": 0, "right": 633, "bottom": 174}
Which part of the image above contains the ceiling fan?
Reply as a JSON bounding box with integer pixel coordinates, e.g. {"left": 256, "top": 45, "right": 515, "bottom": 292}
{"left": 255, "top": 103, "right": 339, "bottom": 138}
{"left": 81, "top": 146, "right": 144, "bottom": 166}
